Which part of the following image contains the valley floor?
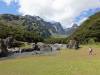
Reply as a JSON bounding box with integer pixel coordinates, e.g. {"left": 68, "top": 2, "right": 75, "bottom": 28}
{"left": 0, "top": 44, "right": 100, "bottom": 75}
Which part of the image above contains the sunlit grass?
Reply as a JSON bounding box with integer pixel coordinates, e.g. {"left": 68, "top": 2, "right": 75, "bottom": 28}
{"left": 20, "top": 42, "right": 32, "bottom": 49}
{"left": 0, "top": 44, "right": 100, "bottom": 75}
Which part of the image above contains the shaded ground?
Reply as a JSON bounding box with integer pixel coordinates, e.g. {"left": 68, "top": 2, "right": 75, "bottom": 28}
{"left": 0, "top": 44, "right": 100, "bottom": 75}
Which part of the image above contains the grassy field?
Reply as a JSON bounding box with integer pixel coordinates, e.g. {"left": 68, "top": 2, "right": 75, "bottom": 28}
{"left": 0, "top": 44, "right": 100, "bottom": 75}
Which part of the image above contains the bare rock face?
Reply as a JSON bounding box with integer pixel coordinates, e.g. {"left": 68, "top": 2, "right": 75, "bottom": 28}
{"left": 64, "top": 24, "right": 78, "bottom": 36}
{"left": 0, "top": 14, "right": 65, "bottom": 38}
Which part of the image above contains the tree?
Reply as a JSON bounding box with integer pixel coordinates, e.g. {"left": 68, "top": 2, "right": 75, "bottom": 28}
{"left": 0, "top": 39, "right": 8, "bottom": 57}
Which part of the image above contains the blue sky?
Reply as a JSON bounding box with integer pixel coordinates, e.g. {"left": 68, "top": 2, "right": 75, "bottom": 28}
{"left": 0, "top": 1, "right": 19, "bottom": 15}
{"left": 75, "top": 8, "right": 100, "bottom": 24}
{"left": 0, "top": 0, "right": 100, "bottom": 28}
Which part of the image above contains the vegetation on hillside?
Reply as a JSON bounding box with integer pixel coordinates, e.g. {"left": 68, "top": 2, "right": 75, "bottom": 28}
{"left": 0, "top": 21, "right": 43, "bottom": 43}
{"left": 0, "top": 14, "right": 66, "bottom": 43}
{"left": 69, "top": 12, "right": 100, "bottom": 44}
{"left": 44, "top": 37, "right": 67, "bottom": 44}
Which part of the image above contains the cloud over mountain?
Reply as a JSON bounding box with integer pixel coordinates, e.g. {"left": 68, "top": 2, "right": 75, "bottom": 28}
{"left": 2, "top": 0, "right": 100, "bottom": 27}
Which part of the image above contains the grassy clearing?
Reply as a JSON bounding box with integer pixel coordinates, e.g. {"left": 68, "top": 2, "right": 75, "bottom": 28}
{"left": 20, "top": 42, "right": 32, "bottom": 49}
{"left": 0, "top": 44, "right": 100, "bottom": 75}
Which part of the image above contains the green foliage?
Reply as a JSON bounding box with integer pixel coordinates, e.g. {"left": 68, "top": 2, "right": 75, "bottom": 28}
{"left": 70, "top": 12, "right": 100, "bottom": 44}
{"left": 0, "top": 14, "right": 67, "bottom": 43}
{"left": 44, "top": 37, "right": 68, "bottom": 44}
{"left": 88, "top": 38, "right": 96, "bottom": 44}
{"left": 0, "top": 21, "right": 43, "bottom": 43}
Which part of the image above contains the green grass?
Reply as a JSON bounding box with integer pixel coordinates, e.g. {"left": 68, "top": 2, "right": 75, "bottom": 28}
{"left": 0, "top": 44, "right": 100, "bottom": 75}
{"left": 20, "top": 42, "right": 32, "bottom": 49}
{"left": 51, "top": 34, "right": 67, "bottom": 38}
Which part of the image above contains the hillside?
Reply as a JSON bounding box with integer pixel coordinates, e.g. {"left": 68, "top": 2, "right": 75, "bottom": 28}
{"left": 70, "top": 12, "right": 100, "bottom": 43}
{"left": 0, "top": 14, "right": 65, "bottom": 42}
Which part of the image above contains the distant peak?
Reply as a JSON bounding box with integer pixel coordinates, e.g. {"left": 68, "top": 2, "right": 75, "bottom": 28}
{"left": 72, "top": 24, "right": 78, "bottom": 28}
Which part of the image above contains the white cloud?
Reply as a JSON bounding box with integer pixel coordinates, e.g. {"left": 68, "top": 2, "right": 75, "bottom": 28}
{"left": 78, "top": 17, "right": 88, "bottom": 25}
{"left": 2, "top": 0, "right": 13, "bottom": 5}
{"left": 2, "top": 0, "right": 100, "bottom": 27}
{"left": 2, "top": 0, "right": 17, "bottom": 5}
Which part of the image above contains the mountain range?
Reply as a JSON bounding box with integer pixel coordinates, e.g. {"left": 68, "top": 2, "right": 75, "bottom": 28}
{"left": 64, "top": 24, "right": 78, "bottom": 36}
{"left": 0, "top": 14, "right": 66, "bottom": 35}
{"left": 0, "top": 14, "right": 78, "bottom": 42}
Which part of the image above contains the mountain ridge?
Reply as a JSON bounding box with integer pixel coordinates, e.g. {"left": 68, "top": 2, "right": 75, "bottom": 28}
{"left": 69, "top": 12, "right": 100, "bottom": 43}
{"left": 0, "top": 14, "right": 66, "bottom": 42}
